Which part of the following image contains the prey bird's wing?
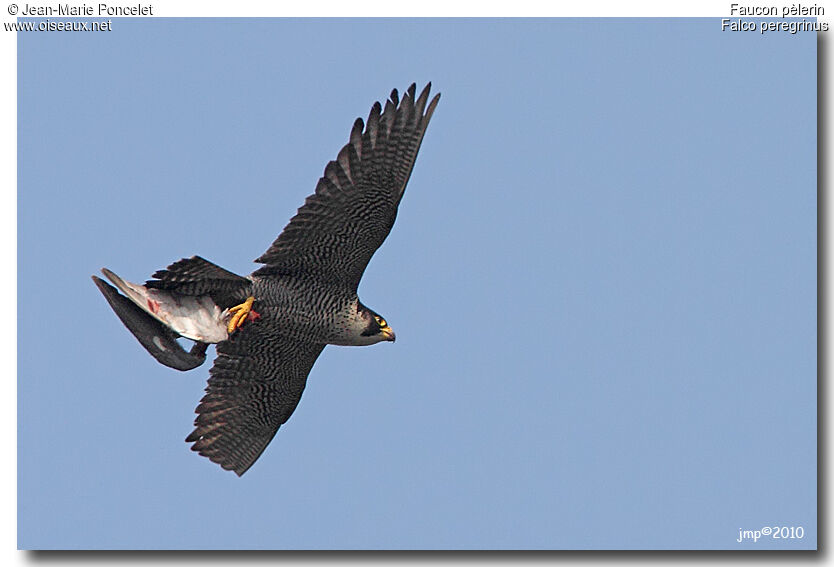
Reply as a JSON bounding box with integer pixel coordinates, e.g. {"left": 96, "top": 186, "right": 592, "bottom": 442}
{"left": 186, "top": 323, "right": 325, "bottom": 476}
{"left": 92, "top": 276, "right": 208, "bottom": 371}
{"left": 253, "top": 83, "right": 440, "bottom": 291}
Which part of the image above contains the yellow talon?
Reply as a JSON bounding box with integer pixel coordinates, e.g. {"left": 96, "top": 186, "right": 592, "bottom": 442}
{"left": 227, "top": 296, "right": 256, "bottom": 334}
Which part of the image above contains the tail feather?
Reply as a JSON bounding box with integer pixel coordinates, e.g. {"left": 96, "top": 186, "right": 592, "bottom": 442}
{"left": 146, "top": 256, "right": 252, "bottom": 310}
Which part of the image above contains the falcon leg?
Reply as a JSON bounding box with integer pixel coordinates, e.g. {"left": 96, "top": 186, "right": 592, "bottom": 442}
{"left": 227, "top": 296, "right": 260, "bottom": 334}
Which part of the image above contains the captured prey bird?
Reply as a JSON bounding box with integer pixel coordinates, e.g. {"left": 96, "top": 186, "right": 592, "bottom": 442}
{"left": 92, "top": 83, "right": 440, "bottom": 476}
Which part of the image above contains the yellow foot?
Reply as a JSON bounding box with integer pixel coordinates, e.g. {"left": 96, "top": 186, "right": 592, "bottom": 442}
{"left": 227, "top": 296, "right": 259, "bottom": 334}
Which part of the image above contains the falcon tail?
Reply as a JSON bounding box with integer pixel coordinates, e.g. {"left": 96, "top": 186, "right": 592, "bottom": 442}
{"left": 97, "top": 268, "right": 231, "bottom": 344}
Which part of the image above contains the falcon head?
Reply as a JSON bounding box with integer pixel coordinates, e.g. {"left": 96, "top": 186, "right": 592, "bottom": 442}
{"left": 359, "top": 305, "right": 396, "bottom": 344}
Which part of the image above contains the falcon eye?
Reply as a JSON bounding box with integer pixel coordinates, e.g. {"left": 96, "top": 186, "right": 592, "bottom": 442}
{"left": 375, "top": 316, "right": 387, "bottom": 328}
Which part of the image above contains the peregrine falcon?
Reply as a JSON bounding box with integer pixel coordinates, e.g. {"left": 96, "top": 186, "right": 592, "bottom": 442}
{"left": 92, "top": 83, "right": 440, "bottom": 476}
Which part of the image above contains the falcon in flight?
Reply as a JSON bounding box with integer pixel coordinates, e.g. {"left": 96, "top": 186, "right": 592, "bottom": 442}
{"left": 92, "top": 83, "right": 440, "bottom": 476}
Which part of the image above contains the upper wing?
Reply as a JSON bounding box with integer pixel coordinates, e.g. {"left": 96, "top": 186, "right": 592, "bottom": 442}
{"left": 186, "top": 324, "right": 325, "bottom": 476}
{"left": 253, "top": 83, "right": 440, "bottom": 290}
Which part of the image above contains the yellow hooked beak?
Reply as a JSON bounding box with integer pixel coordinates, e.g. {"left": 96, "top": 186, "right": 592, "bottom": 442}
{"left": 381, "top": 326, "right": 396, "bottom": 342}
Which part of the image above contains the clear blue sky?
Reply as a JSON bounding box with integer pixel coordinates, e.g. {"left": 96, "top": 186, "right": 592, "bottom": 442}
{"left": 18, "top": 19, "right": 816, "bottom": 550}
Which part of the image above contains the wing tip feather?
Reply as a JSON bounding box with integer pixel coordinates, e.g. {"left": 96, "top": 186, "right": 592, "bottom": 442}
{"left": 252, "top": 83, "right": 439, "bottom": 283}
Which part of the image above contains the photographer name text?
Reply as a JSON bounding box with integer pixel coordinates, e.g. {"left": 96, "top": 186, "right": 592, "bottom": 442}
{"left": 19, "top": 3, "right": 152, "bottom": 16}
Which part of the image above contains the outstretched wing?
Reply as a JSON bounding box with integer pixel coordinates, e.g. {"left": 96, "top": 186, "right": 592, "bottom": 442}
{"left": 186, "top": 324, "right": 325, "bottom": 476}
{"left": 253, "top": 83, "right": 440, "bottom": 291}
